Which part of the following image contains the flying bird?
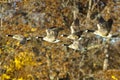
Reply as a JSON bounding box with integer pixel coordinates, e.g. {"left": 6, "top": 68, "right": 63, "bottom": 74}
{"left": 61, "top": 18, "right": 84, "bottom": 40}
{"left": 66, "top": 5, "right": 84, "bottom": 40}
{"left": 36, "top": 27, "right": 63, "bottom": 43}
{"left": 61, "top": 18, "right": 87, "bottom": 40}
{"left": 94, "top": 15, "right": 113, "bottom": 38}
{"left": 6, "top": 34, "right": 31, "bottom": 44}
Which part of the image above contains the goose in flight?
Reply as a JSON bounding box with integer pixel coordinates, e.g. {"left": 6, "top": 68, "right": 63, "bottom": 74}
{"left": 66, "top": 5, "right": 84, "bottom": 40}
{"left": 36, "top": 27, "right": 63, "bottom": 43}
{"left": 6, "top": 34, "right": 31, "bottom": 44}
{"left": 61, "top": 18, "right": 84, "bottom": 40}
{"left": 94, "top": 15, "right": 113, "bottom": 38}
{"left": 61, "top": 18, "right": 86, "bottom": 40}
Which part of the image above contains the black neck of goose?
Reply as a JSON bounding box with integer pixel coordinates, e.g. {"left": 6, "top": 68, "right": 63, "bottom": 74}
{"left": 36, "top": 36, "right": 44, "bottom": 41}
{"left": 36, "top": 36, "right": 43, "bottom": 39}
{"left": 85, "top": 29, "right": 95, "bottom": 33}
{"left": 107, "top": 19, "right": 113, "bottom": 27}
{"left": 6, "top": 35, "right": 14, "bottom": 37}
{"left": 61, "top": 34, "right": 68, "bottom": 37}
{"left": 62, "top": 44, "right": 69, "bottom": 47}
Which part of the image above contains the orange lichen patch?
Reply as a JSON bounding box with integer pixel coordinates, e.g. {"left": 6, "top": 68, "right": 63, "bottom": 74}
{"left": 3, "top": 24, "right": 31, "bottom": 35}
{"left": 31, "top": 27, "right": 37, "bottom": 32}
{"left": 112, "top": 76, "right": 118, "bottom": 80}
{"left": 61, "top": 7, "right": 71, "bottom": 16}
{"left": 94, "top": 70, "right": 120, "bottom": 80}
{"left": 1, "top": 74, "right": 11, "bottom": 80}
{"left": 17, "top": 0, "right": 30, "bottom": 6}
{"left": 104, "top": 70, "right": 120, "bottom": 80}
{"left": 0, "top": 48, "right": 2, "bottom": 54}
{"left": 2, "top": 51, "right": 37, "bottom": 79}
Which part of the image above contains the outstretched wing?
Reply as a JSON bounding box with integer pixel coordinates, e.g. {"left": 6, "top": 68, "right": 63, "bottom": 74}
{"left": 97, "top": 15, "right": 107, "bottom": 30}
{"left": 70, "top": 18, "right": 80, "bottom": 34}
{"left": 46, "top": 29, "right": 50, "bottom": 36}
{"left": 48, "top": 27, "right": 64, "bottom": 38}
{"left": 107, "top": 18, "right": 113, "bottom": 33}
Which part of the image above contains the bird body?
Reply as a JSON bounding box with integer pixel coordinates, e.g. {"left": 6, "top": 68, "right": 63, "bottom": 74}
{"left": 12, "top": 35, "right": 25, "bottom": 41}
{"left": 67, "top": 34, "right": 79, "bottom": 40}
{"left": 67, "top": 30, "right": 83, "bottom": 40}
{"left": 6, "top": 34, "right": 31, "bottom": 44}
{"left": 68, "top": 40, "right": 81, "bottom": 50}
{"left": 66, "top": 18, "right": 84, "bottom": 40}
{"left": 43, "top": 35, "right": 60, "bottom": 43}
{"left": 39, "top": 27, "right": 63, "bottom": 43}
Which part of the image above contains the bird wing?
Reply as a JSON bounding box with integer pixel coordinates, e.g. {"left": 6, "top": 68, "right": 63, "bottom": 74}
{"left": 46, "top": 29, "right": 50, "bottom": 36}
{"left": 70, "top": 18, "right": 80, "bottom": 34}
{"left": 107, "top": 18, "right": 113, "bottom": 33}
